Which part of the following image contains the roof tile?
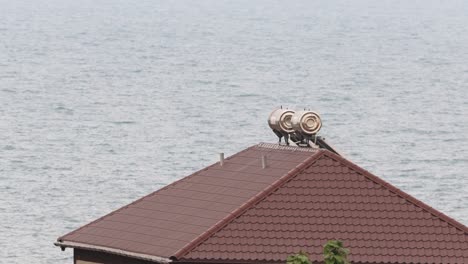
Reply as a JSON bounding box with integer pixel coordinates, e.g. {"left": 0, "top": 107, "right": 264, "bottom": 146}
{"left": 181, "top": 151, "right": 468, "bottom": 264}
{"left": 58, "top": 144, "right": 317, "bottom": 258}
{"left": 57, "top": 143, "right": 468, "bottom": 264}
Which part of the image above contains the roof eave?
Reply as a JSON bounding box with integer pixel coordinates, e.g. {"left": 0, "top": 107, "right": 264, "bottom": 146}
{"left": 175, "top": 259, "right": 286, "bottom": 264}
{"left": 54, "top": 240, "right": 171, "bottom": 263}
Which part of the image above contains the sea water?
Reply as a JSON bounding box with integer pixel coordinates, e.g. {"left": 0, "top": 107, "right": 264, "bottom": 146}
{"left": 1, "top": 0, "right": 467, "bottom": 263}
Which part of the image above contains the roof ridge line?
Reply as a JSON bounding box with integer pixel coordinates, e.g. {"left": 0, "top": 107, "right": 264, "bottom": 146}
{"left": 172, "top": 150, "right": 326, "bottom": 259}
{"left": 323, "top": 151, "right": 468, "bottom": 234}
{"left": 57, "top": 145, "right": 257, "bottom": 244}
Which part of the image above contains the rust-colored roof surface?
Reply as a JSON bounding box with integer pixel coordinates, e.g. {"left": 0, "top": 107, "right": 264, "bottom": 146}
{"left": 58, "top": 143, "right": 319, "bottom": 259}
{"left": 181, "top": 150, "right": 468, "bottom": 264}
{"left": 58, "top": 143, "right": 468, "bottom": 264}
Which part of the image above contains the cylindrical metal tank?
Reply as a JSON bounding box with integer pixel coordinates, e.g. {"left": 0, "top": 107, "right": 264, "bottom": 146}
{"left": 268, "top": 108, "right": 295, "bottom": 133}
{"left": 291, "top": 110, "right": 322, "bottom": 135}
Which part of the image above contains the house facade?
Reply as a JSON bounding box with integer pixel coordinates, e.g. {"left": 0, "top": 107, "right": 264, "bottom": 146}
{"left": 56, "top": 143, "right": 468, "bottom": 264}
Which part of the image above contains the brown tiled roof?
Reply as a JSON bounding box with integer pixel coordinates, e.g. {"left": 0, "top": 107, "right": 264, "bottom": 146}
{"left": 57, "top": 143, "right": 320, "bottom": 260}
{"left": 180, "top": 150, "right": 468, "bottom": 264}
{"left": 57, "top": 143, "right": 468, "bottom": 264}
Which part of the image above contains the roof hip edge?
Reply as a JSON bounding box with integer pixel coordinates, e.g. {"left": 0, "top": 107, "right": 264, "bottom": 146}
{"left": 172, "top": 150, "right": 326, "bottom": 260}
{"left": 322, "top": 151, "right": 468, "bottom": 234}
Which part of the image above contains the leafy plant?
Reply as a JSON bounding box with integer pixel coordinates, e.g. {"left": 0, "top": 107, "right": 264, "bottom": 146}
{"left": 323, "top": 240, "right": 350, "bottom": 264}
{"left": 286, "top": 251, "right": 311, "bottom": 264}
{"left": 286, "top": 240, "right": 349, "bottom": 264}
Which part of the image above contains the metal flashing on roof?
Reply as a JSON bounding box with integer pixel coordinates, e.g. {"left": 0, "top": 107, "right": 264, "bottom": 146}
{"left": 255, "top": 142, "right": 319, "bottom": 152}
{"left": 55, "top": 241, "right": 171, "bottom": 263}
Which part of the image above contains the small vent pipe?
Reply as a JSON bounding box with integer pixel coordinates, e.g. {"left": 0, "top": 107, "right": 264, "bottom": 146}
{"left": 219, "top": 153, "right": 224, "bottom": 166}
{"left": 262, "top": 155, "right": 267, "bottom": 169}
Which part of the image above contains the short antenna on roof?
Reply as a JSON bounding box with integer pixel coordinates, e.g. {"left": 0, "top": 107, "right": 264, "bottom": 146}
{"left": 219, "top": 153, "right": 224, "bottom": 166}
{"left": 261, "top": 155, "right": 267, "bottom": 169}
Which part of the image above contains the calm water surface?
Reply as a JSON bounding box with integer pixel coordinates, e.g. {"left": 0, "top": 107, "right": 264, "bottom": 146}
{"left": 1, "top": 0, "right": 467, "bottom": 263}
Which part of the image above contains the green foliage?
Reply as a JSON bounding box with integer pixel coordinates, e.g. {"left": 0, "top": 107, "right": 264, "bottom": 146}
{"left": 286, "top": 240, "right": 350, "bottom": 264}
{"left": 323, "top": 240, "right": 350, "bottom": 264}
{"left": 286, "top": 251, "right": 311, "bottom": 264}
